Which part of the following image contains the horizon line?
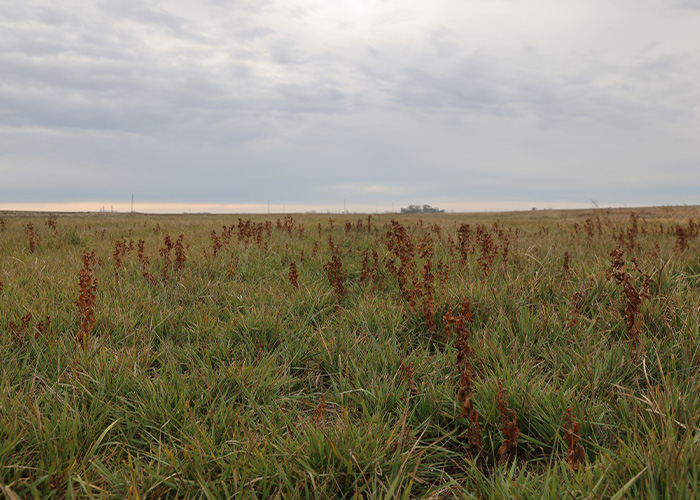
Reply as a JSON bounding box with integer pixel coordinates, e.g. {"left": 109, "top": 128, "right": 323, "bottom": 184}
{"left": 0, "top": 200, "right": 649, "bottom": 215}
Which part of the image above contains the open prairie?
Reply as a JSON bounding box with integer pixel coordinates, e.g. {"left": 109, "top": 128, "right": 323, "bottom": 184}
{"left": 1, "top": 206, "right": 700, "bottom": 498}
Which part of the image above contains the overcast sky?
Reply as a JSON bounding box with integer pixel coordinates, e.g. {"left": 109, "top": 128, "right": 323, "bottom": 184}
{"left": 2, "top": 0, "right": 699, "bottom": 213}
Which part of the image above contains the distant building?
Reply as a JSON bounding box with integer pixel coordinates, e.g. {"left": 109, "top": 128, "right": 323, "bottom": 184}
{"left": 400, "top": 204, "right": 445, "bottom": 214}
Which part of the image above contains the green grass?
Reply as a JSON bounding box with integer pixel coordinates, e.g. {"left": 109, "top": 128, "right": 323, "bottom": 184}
{"left": 1, "top": 207, "right": 700, "bottom": 498}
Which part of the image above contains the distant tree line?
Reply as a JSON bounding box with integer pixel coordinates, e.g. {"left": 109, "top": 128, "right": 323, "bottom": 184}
{"left": 400, "top": 204, "right": 445, "bottom": 214}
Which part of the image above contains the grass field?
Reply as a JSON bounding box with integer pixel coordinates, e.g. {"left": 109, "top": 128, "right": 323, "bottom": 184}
{"left": 1, "top": 206, "right": 700, "bottom": 499}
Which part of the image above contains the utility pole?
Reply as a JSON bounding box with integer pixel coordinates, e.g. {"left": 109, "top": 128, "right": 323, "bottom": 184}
{"left": 131, "top": 194, "right": 134, "bottom": 213}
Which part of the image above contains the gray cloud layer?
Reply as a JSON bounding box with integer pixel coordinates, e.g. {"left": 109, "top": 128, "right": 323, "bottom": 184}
{"left": 2, "top": 0, "right": 699, "bottom": 210}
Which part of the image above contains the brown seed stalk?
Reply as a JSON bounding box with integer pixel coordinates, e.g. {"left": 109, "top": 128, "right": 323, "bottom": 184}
{"left": 447, "top": 299, "right": 483, "bottom": 460}
{"left": 311, "top": 393, "right": 327, "bottom": 424}
{"left": 674, "top": 225, "right": 690, "bottom": 252}
{"left": 399, "top": 359, "right": 419, "bottom": 396}
{"left": 9, "top": 313, "right": 33, "bottom": 345}
{"left": 46, "top": 213, "right": 58, "bottom": 232}
{"left": 565, "top": 408, "right": 585, "bottom": 470}
{"left": 606, "top": 246, "right": 651, "bottom": 359}
{"left": 76, "top": 250, "right": 98, "bottom": 349}
{"left": 173, "top": 234, "right": 186, "bottom": 274}
{"left": 288, "top": 261, "right": 299, "bottom": 289}
{"left": 159, "top": 234, "right": 174, "bottom": 281}
{"left": 113, "top": 239, "right": 127, "bottom": 285}
{"left": 324, "top": 236, "right": 347, "bottom": 299}
{"left": 496, "top": 379, "right": 519, "bottom": 464}
{"left": 25, "top": 223, "right": 40, "bottom": 253}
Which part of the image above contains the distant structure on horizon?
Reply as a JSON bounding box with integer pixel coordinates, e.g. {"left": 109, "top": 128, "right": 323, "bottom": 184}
{"left": 400, "top": 204, "right": 445, "bottom": 214}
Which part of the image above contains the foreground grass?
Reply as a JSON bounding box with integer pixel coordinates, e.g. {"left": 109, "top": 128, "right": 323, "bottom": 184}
{"left": 1, "top": 207, "right": 700, "bottom": 498}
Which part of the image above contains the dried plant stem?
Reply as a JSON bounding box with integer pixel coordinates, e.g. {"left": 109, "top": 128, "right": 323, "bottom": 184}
{"left": 399, "top": 359, "right": 419, "bottom": 396}
{"left": 113, "top": 239, "right": 127, "bottom": 284}
{"left": 173, "top": 234, "right": 186, "bottom": 274}
{"left": 311, "top": 393, "right": 327, "bottom": 424}
{"left": 25, "top": 223, "right": 40, "bottom": 253}
{"left": 324, "top": 236, "right": 347, "bottom": 299}
{"left": 446, "top": 299, "right": 484, "bottom": 460}
{"left": 565, "top": 408, "right": 585, "bottom": 470}
{"left": 159, "top": 235, "right": 174, "bottom": 281}
{"left": 606, "top": 246, "right": 650, "bottom": 359}
{"left": 288, "top": 261, "right": 299, "bottom": 289}
{"left": 497, "top": 379, "right": 519, "bottom": 464}
{"left": 76, "top": 250, "right": 97, "bottom": 349}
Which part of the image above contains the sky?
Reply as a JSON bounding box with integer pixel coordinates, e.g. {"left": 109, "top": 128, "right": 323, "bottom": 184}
{"left": 1, "top": 0, "right": 700, "bottom": 213}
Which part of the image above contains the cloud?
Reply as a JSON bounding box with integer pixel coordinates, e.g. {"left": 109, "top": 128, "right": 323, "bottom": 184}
{"left": 674, "top": 0, "right": 700, "bottom": 9}
{"left": 1, "top": 0, "right": 699, "bottom": 209}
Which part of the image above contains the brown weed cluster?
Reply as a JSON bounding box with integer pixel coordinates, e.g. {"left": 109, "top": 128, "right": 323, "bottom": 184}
{"left": 417, "top": 236, "right": 437, "bottom": 331}
{"left": 158, "top": 234, "right": 186, "bottom": 280}
{"left": 160, "top": 235, "right": 174, "bottom": 280}
{"left": 137, "top": 239, "right": 157, "bottom": 286}
{"left": 137, "top": 239, "right": 146, "bottom": 261}
{"left": 173, "top": 234, "right": 186, "bottom": 274}
{"left": 25, "top": 223, "right": 40, "bottom": 253}
{"left": 455, "top": 223, "right": 472, "bottom": 264}
{"left": 454, "top": 223, "right": 502, "bottom": 277}
{"left": 324, "top": 237, "right": 346, "bottom": 299}
{"left": 399, "top": 359, "right": 419, "bottom": 396}
{"left": 211, "top": 230, "right": 223, "bottom": 257}
{"left": 9, "top": 313, "right": 32, "bottom": 345}
{"left": 359, "top": 248, "right": 379, "bottom": 285}
{"left": 276, "top": 215, "right": 298, "bottom": 236}
{"left": 616, "top": 212, "right": 640, "bottom": 252}
{"left": 288, "top": 261, "right": 299, "bottom": 289}
{"left": 76, "top": 250, "right": 97, "bottom": 349}
{"left": 384, "top": 221, "right": 448, "bottom": 330}
{"left": 606, "top": 246, "right": 651, "bottom": 359}
{"left": 311, "top": 393, "right": 327, "bottom": 425}
{"left": 445, "top": 299, "right": 483, "bottom": 459}
{"left": 496, "top": 379, "right": 519, "bottom": 464}
{"left": 567, "top": 291, "right": 584, "bottom": 330}
{"left": 385, "top": 221, "right": 416, "bottom": 304}
{"left": 227, "top": 253, "right": 239, "bottom": 277}
{"left": 583, "top": 218, "right": 594, "bottom": 241}
{"left": 675, "top": 226, "right": 689, "bottom": 252}
{"left": 500, "top": 233, "right": 510, "bottom": 265}
{"left": 209, "top": 225, "right": 235, "bottom": 257}
{"left": 240, "top": 219, "right": 272, "bottom": 248}
{"left": 476, "top": 225, "right": 497, "bottom": 278}
{"left": 46, "top": 213, "right": 58, "bottom": 233}
{"left": 237, "top": 219, "right": 254, "bottom": 243}
{"left": 112, "top": 239, "right": 129, "bottom": 284}
{"left": 565, "top": 408, "right": 585, "bottom": 470}
{"left": 674, "top": 220, "right": 698, "bottom": 252}
{"left": 8, "top": 313, "right": 51, "bottom": 345}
